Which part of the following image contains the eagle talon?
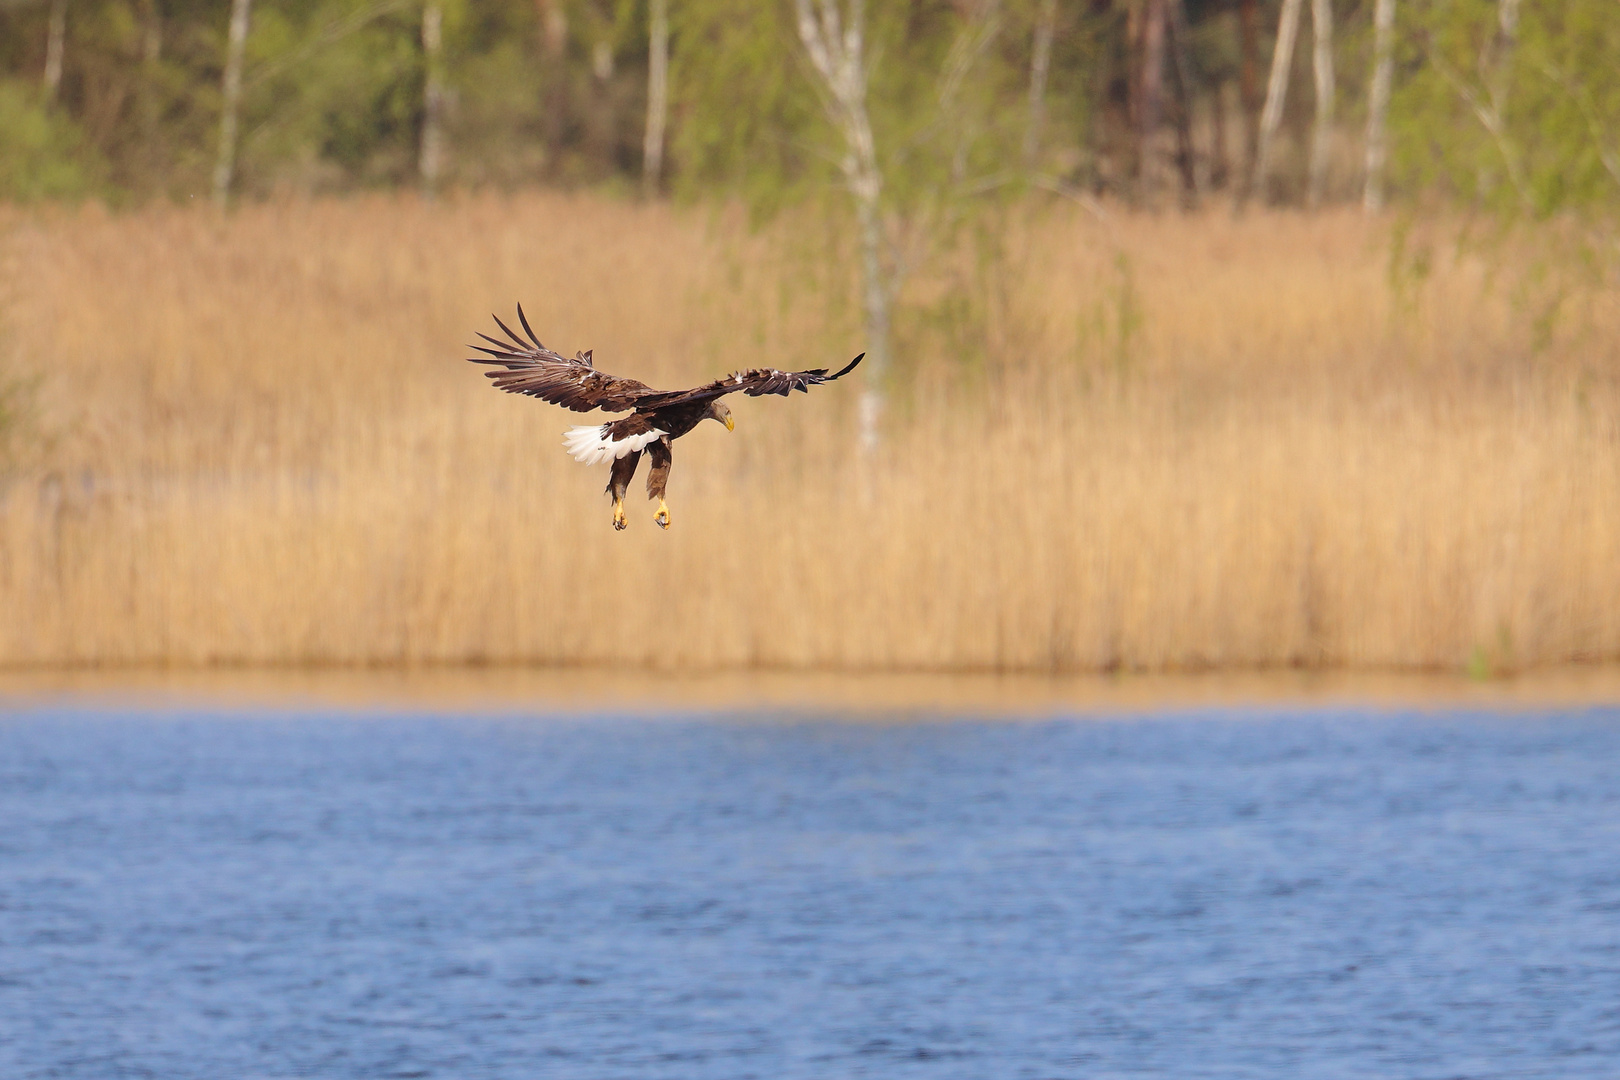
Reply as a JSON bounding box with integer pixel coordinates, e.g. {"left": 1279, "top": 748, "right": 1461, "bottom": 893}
{"left": 654, "top": 501, "right": 671, "bottom": 530}
{"left": 612, "top": 502, "right": 627, "bottom": 531}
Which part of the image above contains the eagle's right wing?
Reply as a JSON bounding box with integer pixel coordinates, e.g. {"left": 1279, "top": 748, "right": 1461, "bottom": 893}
{"left": 467, "top": 306, "right": 654, "bottom": 413}
{"left": 637, "top": 353, "right": 865, "bottom": 410}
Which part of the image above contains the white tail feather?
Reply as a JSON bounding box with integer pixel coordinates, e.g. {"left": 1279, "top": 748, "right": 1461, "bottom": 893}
{"left": 562, "top": 424, "right": 668, "bottom": 466}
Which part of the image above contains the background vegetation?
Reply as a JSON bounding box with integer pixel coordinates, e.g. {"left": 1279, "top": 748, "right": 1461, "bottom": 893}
{"left": 0, "top": 0, "right": 1615, "bottom": 214}
{"left": 1, "top": 1, "right": 1617, "bottom": 673}
{"left": 1, "top": 194, "right": 1617, "bottom": 671}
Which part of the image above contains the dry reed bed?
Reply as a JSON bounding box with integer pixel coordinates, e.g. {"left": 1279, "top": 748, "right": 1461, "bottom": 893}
{"left": 1, "top": 193, "right": 1616, "bottom": 672}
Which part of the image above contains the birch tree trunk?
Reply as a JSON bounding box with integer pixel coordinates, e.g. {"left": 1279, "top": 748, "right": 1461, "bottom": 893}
{"left": 534, "top": 0, "right": 566, "bottom": 57}
{"left": 1490, "top": 0, "right": 1519, "bottom": 108}
{"left": 1362, "top": 0, "right": 1394, "bottom": 211}
{"left": 534, "top": 0, "right": 567, "bottom": 161}
{"left": 1023, "top": 0, "right": 1056, "bottom": 168}
{"left": 793, "top": 0, "right": 888, "bottom": 451}
{"left": 1306, "top": 0, "right": 1334, "bottom": 208}
{"left": 1237, "top": 0, "right": 1260, "bottom": 195}
{"left": 1138, "top": 0, "right": 1166, "bottom": 199}
{"left": 419, "top": 2, "right": 445, "bottom": 196}
{"left": 43, "top": 0, "right": 66, "bottom": 103}
{"left": 141, "top": 0, "right": 161, "bottom": 64}
{"left": 1167, "top": 0, "right": 1199, "bottom": 204}
{"left": 642, "top": 0, "right": 669, "bottom": 197}
{"left": 1250, "top": 0, "right": 1302, "bottom": 205}
{"left": 212, "top": 0, "right": 252, "bottom": 208}
{"left": 1497, "top": 0, "right": 1519, "bottom": 52}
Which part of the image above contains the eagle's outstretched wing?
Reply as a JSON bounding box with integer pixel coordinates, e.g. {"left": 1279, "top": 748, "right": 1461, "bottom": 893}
{"left": 466, "top": 306, "right": 655, "bottom": 413}
{"left": 638, "top": 353, "right": 865, "bottom": 410}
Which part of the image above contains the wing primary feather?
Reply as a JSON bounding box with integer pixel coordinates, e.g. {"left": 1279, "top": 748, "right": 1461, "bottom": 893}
{"left": 515, "top": 304, "right": 545, "bottom": 351}
{"left": 490, "top": 314, "right": 532, "bottom": 353}
{"left": 468, "top": 349, "right": 531, "bottom": 367}
{"left": 476, "top": 331, "right": 524, "bottom": 352}
{"left": 484, "top": 319, "right": 523, "bottom": 351}
{"left": 830, "top": 353, "right": 865, "bottom": 380}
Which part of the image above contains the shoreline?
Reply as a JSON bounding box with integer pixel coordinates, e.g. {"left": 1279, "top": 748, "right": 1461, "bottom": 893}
{"left": 5, "top": 663, "right": 1620, "bottom": 718}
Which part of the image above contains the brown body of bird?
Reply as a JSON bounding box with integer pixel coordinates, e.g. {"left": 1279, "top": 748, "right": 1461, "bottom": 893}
{"left": 467, "top": 305, "right": 863, "bottom": 530}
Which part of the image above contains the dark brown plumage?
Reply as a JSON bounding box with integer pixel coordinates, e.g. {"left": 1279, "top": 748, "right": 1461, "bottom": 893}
{"left": 467, "top": 305, "right": 863, "bottom": 530}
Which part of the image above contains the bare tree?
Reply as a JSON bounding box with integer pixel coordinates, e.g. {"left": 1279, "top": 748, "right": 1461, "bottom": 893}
{"left": 1137, "top": 0, "right": 1166, "bottom": 196}
{"left": 793, "top": 0, "right": 888, "bottom": 450}
{"left": 1429, "top": 0, "right": 1528, "bottom": 207}
{"left": 938, "top": 0, "right": 1001, "bottom": 183}
{"left": 1210, "top": 81, "right": 1229, "bottom": 189}
{"left": 1495, "top": 0, "right": 1520, "bottom": 76}
{"left": 420, "top": 2, "right": 445, "bottom": 195}
{"left": 534, "top": 0, "right": 566, "bottom": 57}
{"left": 212, "top": 0, "right": 253, "bottom": 207}
{"left": 643, "top": 0, "right": 669, "bottom": 196}
{"left": 534, "top": 0, "right": 567, "bottom": 159}
{"left": 1023, "top": 0, "right": 1056, "bottom": 168}
{"left": 1363, "top": 0, "right": 1394, "bottom": 211}
{"left": 1250, "top": 0, "right": 1302, "bottom": 204}
{"left": 141, "top": 0, "right": 161, "bottom": 64}
{"left": 1487, "top": 0, "right": 1521, "bottom": 117}
{"left": 1236, "top": 0, "right": 1260, "bottom": 193}
{"left": 1306, "top": 0, "right": 1334, "bottom": 207}
{"left": 1166, "top": 0, "right": 1198, "bottom": 204}
{"left": 43, "top": 0, "right": 66, "bottom": 103}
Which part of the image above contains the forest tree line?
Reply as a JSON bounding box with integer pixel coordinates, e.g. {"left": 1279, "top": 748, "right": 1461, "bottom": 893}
{"left": 0, "top": 0, "right": 1615, "bottom": 217}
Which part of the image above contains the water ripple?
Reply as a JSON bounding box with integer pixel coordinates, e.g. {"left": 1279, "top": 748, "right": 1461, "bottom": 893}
{"left": 1, "top": 708, "right": 1617, "bottom": 1078}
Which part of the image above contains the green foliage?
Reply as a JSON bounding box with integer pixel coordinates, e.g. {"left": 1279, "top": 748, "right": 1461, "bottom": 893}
{"left": 667, "top": 0, "right": 819, "bottom": 211}
{"left": 1392, "top": 0, "right": 1620, "bottom": 217}
{"left": 0, "top": 0, "right": 1613, "bottom": 220}
{"left": 241, "top": 1, "right": 428, "bottom": 191}
{"left": 0, "top": 79, "right": 100, "bottom": 200}
{"left": 672, "top": 1, "right": 1094, "bottom": 221}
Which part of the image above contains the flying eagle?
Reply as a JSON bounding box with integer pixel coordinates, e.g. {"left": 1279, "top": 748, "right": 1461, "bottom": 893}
{"left": 468, "top": 306, "right": 863, "bottom": 530}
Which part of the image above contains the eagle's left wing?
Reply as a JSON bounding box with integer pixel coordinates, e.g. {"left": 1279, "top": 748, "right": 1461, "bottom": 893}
{"left": 639, "top": 353, "right": 864, "bottom": 409}
{"left": 467, "top": 306, "right": 656, "bottom": 413}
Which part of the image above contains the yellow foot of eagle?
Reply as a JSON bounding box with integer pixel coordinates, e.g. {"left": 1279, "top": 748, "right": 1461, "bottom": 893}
{"left": 654, "top": 500, "right": 671, "bottom": 530}
{"left": 612, "top": 500, "right": 627, "bottom": 531}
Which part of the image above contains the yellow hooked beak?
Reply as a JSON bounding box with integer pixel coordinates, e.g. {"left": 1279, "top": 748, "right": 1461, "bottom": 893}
{"left": 723, "top": 414, "right": 735, "bottom": 431}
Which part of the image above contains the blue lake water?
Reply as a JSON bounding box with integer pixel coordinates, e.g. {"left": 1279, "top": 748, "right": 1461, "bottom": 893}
{"left": 1, "top": 705, "right": 1617, "bottom": 1079}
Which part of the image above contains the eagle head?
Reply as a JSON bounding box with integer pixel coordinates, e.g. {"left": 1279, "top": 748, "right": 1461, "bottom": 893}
{"left": 707, "top": 400, "right": 735, "bottom": 432}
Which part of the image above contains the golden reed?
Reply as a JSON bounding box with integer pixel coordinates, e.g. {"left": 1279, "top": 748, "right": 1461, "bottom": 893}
{"left": 1, "top": 192, "right": 1616, "bottom": 672}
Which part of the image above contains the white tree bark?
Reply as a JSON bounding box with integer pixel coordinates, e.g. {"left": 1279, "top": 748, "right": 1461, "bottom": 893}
{"left": 1023, "top": 0, "right": 1056, "bottom": 168}
{"left": 419, "top": 2, "right": 445, "bottom": 195}
{"left": 43, "top": 0, "right": 66, "bottom": 103}
{"left": 1491, "top": 0, "right": 1519, "bottom": 109}
{"left": 642, "top": 0, "right": 669, "bottom": 197}
{"left": 1306, "top": 0, "right": 1334, "bottom": 207}
{"left": 534, "top": 0, "right": 566, "bottom": 57}
{"left": 1497, "top": 0, "right": 1519, "bottom": 43}
{"left": 591, "top": 40, "right": 613, "bottom": 80}
{"left": 142, "top": 2, "right": 162, "bottom": 65}
{"left": 793, "top": 0, "right": 888, "bottom": 451}
{"left": 1363, "top": 0, "right": 1394, "bottom": 211}
{"left": 1251, "top": 0, "right": 1302, "bottom": 204}
{"left": 212, "top": 0, "right": 253, "bottom": 208}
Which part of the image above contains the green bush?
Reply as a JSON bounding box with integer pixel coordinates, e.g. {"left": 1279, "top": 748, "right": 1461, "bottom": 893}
{"left": 0, "top": 79, "right": 100, "bottom": 201}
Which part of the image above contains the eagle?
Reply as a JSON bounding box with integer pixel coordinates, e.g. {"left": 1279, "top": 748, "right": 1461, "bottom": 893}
{"left": 467, "top": 306, "right": 863, "bottom": 531}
